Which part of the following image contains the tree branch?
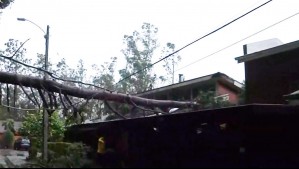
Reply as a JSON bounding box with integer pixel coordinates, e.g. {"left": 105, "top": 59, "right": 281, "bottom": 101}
{"left": 0, "top": 54, "right": 113, "bottom": 92}
{"left": 58, "top": 89, "right": 67, "bottom": 110}
{"left": 104, "top": 100, "right": 127, "bottom": 119}
{"left": 0, "top": 104, "right": 39, "bottom": 111}
{"left": 64, "top": 94, "right": 78, "bottom": 118}
{"left": 37, "top": 88, "right": 48, "bottom": 109}
{"left": 129, "top": 97, "right": 166, "bottom": 116}
{"left": 30, "top": 87, "right": 40, "bottom": 108}
{"left": 52, "top": 92, "right": 59, "bottom": 109}
{"left": 19, "top": 84, "right": 38, "bottom": 107}
{"left": 7, "top": 38, "right": 30, "bottom": 59}
{"left": 6, "top": 84, "right": 10, "bottom": 113}
{"left": 0, "top": 71, "right": 197, "bottom": 108}
{"left": 0, "top": 83, "right": 2, "bottom": 105}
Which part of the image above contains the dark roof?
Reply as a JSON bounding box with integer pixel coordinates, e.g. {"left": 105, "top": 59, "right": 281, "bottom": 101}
{"left": 284, "top": 90, "right": 299, "bottom": 100}
{"left": 136, "top": 72, "right": 243, "bottom": 97}
{"left": 66, "top": 104, "right": 298, "bottom": 133}
{"left": 235, "top": 40, "right": 299, "bottom": 63}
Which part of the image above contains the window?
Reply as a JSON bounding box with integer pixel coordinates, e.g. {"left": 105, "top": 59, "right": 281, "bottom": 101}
{"left": 214, "top": 94, "right": 229, "bottom": 102}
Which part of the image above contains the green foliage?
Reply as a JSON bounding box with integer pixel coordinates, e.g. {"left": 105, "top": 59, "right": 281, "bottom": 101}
{"left": 118, "top": 22, "right": 159, "bottom": 93}
{"left": 92, "top": 57, "right": 117, "bottom": 91}
{"left": 0, "top": 0, "right": 14, "bottom": 9}
{"left": 2, "top": 118, "right": 15, "bottom": 133}
{"left": 196, "top": 90, "right": 232, "bottom": 109}
{"left": 26, "top": 142, "right": 93, "bottom": 168}
{"left": 19, "top": 111, "right": 65, "bottom": 148}
{"left": 117, "top": 22, "right": 181, "bottom": 93}
{"left": 28, "top": 144, "right": 38, "bottom": 160}
{"left": 160, "top": 42, "right": 181, "bottom": 84}
{"left": 0, "top": 39, "right": 32, "bottom": 121}
{"left": 48, "top": 142, "right": 72, "bottom": 156}
{"left": 3, "top": 129, "right": 14, "bottom": 148}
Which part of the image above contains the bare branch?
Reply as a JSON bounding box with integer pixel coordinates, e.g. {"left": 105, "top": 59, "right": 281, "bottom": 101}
{"left": 52, "top": 92, "right": 59, "bottom": 109}
{"left": 19, "top": 83, "right": 38, "bottom": 107}
{"left": 7, "top": 38, "right": 31, "bottom": 59}
{"left": 0, "top": 104, "right": 39, "bottom": 111}
{"left": 48, "top": 92, "right": 53, "bottom": 109}
{"left": 0, "top": 54, "right": 113, "bottom": 92}
{"left": 64, "top": 94, "right": 79, "bottom": 118}
{"left": 129, "top": 97, "right": 166, "bottom": 116}
{"left": 0, "top": 104, "right": 56, "bottom": 111}
{"left": 64, "top": 94, "right": 76, "bottom": 110}
{"left": 57, "top": 88, "right": 67, "bottom": 111}
{"left": 37, "top": 88, "right": 49, "bottom": 109}
{"left": 104, "top": 100, "right": 127, "bottom": 119}
{"left": 30, "top": 87, "right": 40, "bottom": 108}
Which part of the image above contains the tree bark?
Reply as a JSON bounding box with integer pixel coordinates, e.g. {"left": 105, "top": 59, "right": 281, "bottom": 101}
{"left": 0, "top": 83, "right": 2, "bottom": 105}
{"left": 0, "top": 71, "right": 196, "bottom": 108}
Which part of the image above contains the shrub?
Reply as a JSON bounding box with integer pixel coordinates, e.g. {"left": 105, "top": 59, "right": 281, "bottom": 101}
{"left": 26, "top": 142, "right": 93, "bottom": 168}
{"left": 3, "top": 130, "right": 14, "bottom": 149}
{"left": 48, "top": 142, "right": 72, "bottom": 156}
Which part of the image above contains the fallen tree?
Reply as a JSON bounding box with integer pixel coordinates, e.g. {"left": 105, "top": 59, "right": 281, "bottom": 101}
{"left": 0, "top": 71, "right": 196, "bottom": 108}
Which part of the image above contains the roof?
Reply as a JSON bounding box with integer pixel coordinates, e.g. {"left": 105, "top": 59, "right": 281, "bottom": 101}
{"left": 284, "top": 90, "right": 299, "bottom": 100}
{"left": 136, "top": 72, "right": 243, "bottom": 97}
{"left": 235, "top": 40, "right": 299, "bottom": 63}
{"left": 66, "top": 104, "right": 299, "bottom": 133}
{"left": 0, "top": 121, "right": 22, "bottom": 133}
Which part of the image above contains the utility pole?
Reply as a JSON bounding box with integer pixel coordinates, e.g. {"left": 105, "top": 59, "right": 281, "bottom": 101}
{"left": 17, "top": 18, "right": 50, "bottom": 161}
{"left": 43, "top": 25, "right": 50, "bottom": 161}
{"left": 172, "top": 57, "right": 174, "bottom": 84}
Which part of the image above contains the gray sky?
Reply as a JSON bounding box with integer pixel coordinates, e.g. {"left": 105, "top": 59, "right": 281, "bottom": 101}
{"left": 1, "top": 0, "right": 299, "bottom": 86}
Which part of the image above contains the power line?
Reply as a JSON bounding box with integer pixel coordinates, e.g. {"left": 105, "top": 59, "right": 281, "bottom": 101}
{"left": 175, "top": 11, "right": 299, "bottom": 72}
{"left": 115, "top": 0, "right": 272, "bottom": 85}
{"left": 0, "top": 53, "right": 114, "bottom": 92}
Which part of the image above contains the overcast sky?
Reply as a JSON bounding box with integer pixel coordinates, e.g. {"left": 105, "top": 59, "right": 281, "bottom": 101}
{"left": 0, "top": 0, "right": 299, "bottom": 86}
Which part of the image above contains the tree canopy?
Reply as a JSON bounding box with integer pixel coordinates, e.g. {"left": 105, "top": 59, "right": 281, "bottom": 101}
{"left": 0, "top": 0, "right": 13, "bottom": 9}
{"left": 0, "top": 22, "right": 187, "bottom": 122}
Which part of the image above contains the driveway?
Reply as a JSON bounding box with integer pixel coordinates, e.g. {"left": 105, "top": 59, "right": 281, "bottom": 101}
{"left": 0, "top": 149, "right": 28, "bottom": 167}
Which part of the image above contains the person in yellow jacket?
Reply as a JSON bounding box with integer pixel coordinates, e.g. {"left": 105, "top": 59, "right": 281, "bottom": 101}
{"left": 97, "top": 137, "right": 105, "bottom": 154}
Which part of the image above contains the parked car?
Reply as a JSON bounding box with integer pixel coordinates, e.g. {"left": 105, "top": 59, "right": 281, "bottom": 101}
{"left": 14, "top": 138, "right": 30, "bottom": 151}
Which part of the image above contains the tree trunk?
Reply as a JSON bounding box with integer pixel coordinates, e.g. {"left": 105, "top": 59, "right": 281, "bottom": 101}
{"left": 0, "top": 83, "right": 2, "bottom": 105}
{"left": 13, "top": 85, "right": 17, "bottom": 114}
{"left": 6, "top": 84, "right": 10, "bottom": 113}
{"left": 0, "top": 71, "right": 196, "bottom": 108}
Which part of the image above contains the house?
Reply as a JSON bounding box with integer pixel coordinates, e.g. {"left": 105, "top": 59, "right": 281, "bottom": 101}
{"left": 136, "top": 72, "right": 243, "bottom": 105}
{"left": 65, "top": 104, "right": 299, "bottom": 167}
{"left": 235, "top": 39, "right": 299, "bottom": 104}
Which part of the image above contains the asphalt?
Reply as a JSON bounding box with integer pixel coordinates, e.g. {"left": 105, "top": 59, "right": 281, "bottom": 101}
{"left": 0, "top": 149, "right": 28, "bottom": 167}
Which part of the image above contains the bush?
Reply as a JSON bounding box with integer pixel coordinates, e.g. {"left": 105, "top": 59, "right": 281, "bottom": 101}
{"left": 48, "top": 142, "right": 72, "bottom": 156}
{"left": 26, "top": 142, "right": 93, "bottom": 168}
{"left": 3, "top": 130, "right": 14, "bottom": 149}
{"left": 19, "top": 111, "right": 65, "bottom": 149}
{"left": 28, "top": 146, "right": 38, "bottom": 160}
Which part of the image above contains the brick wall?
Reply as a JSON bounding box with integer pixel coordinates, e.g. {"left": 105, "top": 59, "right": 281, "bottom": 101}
{"left": 216, "top": 82, "right": 239, "bottom": 104}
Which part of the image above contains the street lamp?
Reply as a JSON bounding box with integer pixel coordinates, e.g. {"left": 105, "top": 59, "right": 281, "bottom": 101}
{"left": 17, "top": 18, "right": 49, "bottom": 160}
